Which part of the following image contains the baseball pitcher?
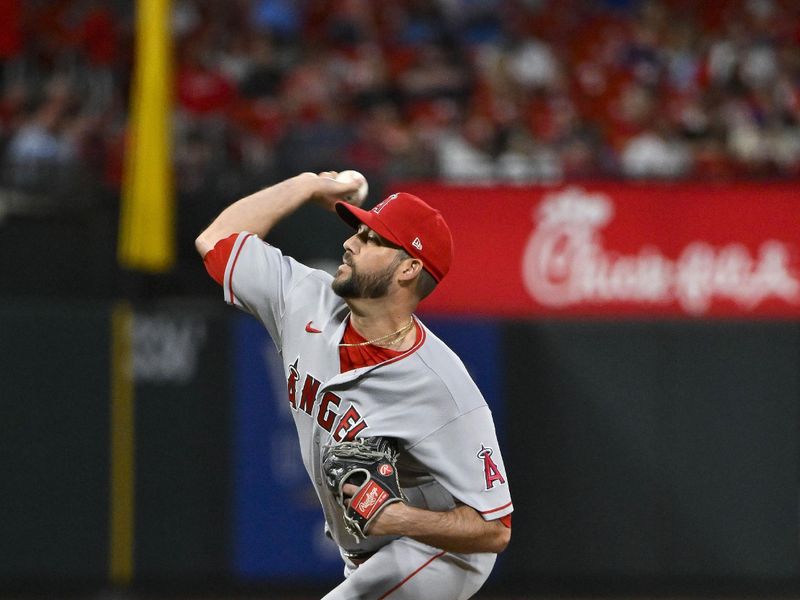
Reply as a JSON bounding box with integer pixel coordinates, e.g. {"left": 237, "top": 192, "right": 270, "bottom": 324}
{"left": 196, "top": 172, "right": 513, "bottom": 599}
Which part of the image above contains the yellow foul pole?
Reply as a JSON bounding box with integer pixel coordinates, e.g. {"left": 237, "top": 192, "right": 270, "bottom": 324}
{"left": 118, "top": 0, "right": 175, "bottom": 272}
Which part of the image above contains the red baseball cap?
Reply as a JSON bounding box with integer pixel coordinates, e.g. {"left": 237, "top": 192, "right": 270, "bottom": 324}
{"left": 335, "top": 192, "right": 453, "bottom": 282}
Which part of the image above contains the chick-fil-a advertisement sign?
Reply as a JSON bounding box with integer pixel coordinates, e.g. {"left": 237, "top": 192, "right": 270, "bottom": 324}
{"left": 398, "top": 182, "right": 800, "bottom": 318}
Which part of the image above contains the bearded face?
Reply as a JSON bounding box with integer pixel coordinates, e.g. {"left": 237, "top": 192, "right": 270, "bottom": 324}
{"left": 332, "top": 252, "right": 403, "bottom": 299}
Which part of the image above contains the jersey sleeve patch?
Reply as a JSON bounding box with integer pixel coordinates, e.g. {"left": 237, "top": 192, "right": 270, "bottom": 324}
{"left": 476, "top": 444, "right": 507, "bottom": 490}
{"left": 203, "top": 233, "right": 239, "bottom": 285}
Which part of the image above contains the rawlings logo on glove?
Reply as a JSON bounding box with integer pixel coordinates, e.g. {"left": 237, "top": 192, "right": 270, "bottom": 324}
{"left": 322, "top": 436, "right": 406, "bottom": 541}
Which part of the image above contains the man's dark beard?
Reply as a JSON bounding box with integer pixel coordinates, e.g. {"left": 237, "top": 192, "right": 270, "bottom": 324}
{"left": 332, "top": 263, "right": 396, "bottom": 299}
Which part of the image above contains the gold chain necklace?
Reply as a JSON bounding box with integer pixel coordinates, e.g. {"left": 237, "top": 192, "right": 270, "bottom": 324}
{"left": 339, "top": 318, "right": 415, "bottom": 348}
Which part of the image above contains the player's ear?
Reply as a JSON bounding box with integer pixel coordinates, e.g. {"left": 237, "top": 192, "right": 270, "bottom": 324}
{"left": 397, "top": 257, "right": 423, "bottom": 283}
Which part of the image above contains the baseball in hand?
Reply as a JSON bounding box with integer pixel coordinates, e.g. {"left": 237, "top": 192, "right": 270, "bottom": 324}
{"left": 336, "top": 170, "right": 369, "bottom": 205}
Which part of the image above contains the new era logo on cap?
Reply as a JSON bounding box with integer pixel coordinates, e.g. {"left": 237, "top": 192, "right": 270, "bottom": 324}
{"left": 412, "top": 237, "right": 423, "bottom": 251}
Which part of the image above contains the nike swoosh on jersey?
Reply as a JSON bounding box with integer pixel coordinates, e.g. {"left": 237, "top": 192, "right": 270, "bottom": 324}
{"left": 305, "top": 321, "right": 322, "bottom": 333}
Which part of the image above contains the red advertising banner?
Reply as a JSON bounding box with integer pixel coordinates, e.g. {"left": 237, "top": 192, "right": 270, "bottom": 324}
{"left": 398, "top": 182, "right": 800, "bottom": 318}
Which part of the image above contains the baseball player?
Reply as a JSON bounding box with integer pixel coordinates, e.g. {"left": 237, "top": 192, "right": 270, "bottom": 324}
{"left": 195, "top": 172, "right": 512, "bottom": 599}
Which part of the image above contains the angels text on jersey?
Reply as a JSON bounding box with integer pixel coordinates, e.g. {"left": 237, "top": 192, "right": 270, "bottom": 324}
{"left": 287, "top": 358, "right": 369, "bottom": 442}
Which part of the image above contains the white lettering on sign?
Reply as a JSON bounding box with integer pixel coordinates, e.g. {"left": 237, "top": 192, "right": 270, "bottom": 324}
{"left": 521, "top": 187, "right": 800, "bottom": 315}
{"left": 133, "top": 313, "right": 207, "bottom": 383}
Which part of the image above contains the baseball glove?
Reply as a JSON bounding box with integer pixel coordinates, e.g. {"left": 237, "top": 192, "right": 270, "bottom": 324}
{"left": 322, "top": 436, "right": 406, "bottom": 541}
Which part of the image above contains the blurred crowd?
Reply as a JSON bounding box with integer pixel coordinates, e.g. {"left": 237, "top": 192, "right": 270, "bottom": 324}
{"left": 0, "top": 0, "right": 799, "bottom": 196}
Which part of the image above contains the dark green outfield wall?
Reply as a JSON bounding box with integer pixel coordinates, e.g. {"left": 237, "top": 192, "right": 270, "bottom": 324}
{"left": 0, "top": 302, "right": 110, "bottom": 583}
{"left": 0, "top": 302, "right": 232, "bottom": 591}
{"left": 503, "top": 321, "right": 799, "bottom": 593}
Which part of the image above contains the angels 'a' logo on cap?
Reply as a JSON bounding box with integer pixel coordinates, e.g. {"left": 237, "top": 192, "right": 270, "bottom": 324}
{"left": 412, "top": 237, "right": 423, "bottom": 251}
{"left": 372, "top": 194, "right": 398, "bottom": 214}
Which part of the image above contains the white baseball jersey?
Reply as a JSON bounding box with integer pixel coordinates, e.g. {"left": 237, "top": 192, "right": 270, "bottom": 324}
{"left": 216, "top": 231, "right": 513, "bottom": 593}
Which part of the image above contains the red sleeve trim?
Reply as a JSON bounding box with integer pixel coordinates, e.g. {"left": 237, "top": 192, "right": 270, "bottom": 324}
{"left": 226, "top": 234, "right": 253, "bottom": 305}
{"left": 480, "top": 500, "right": 513, "bottom": 515}
{"left": 500, "top": 514, "right": 512, "bottom": 529}
{"left": 203, "top": 233, "right": 239, "bottom": 285}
